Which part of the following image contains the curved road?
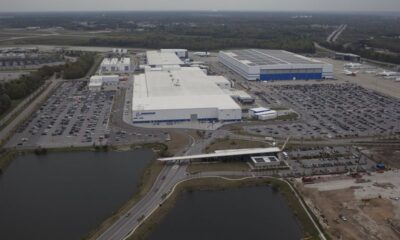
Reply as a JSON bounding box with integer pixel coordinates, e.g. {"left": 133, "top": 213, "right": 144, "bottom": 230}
{"left": 97, "top": 167, "right": 327, "bottom": 240}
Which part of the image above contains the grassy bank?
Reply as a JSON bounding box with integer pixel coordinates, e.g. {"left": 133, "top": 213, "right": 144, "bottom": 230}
{"left": 276, "top": 112, "right": 299, "bottom": 121}
{"left": 205, "top": 138, "right": 270, "bottom": 153}
{"left": 86, "top": 157, "right": 164, "bottom": 240}
{"left": 187, "top": 162, "right": 250, "bottom": 174}
{"left": 0, "top": 142, "right": 168, "bottom": 174}
{"left": 0, "top": 99, "right": 23, "bottom": 121}
{"left": 129, "top": 177, "right": 321, "bottom": 240}
{"left": 0, "top": 150, "right": 17, "bottom": 174}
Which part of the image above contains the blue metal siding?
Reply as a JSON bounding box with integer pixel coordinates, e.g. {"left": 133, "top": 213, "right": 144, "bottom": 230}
{"left": 133, "top": 118, "right": 241, "bottom": 124}
{"left": 260, "top": 73, "right": 323, "bottom": 81}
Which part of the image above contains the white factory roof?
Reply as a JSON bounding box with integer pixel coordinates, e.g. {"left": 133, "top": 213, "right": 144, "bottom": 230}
{"left": 89, "top": 76, "right": 103, "bottom": 87}
{"left": 132, "top": 67, "right": 240, "bottom": 111}
{"left": 226, "top": 89, "right": 252, "bottom": 99}
{"left": 208, "top": 76, "right": 231, "bottom": 85}
{"left": 146, "top": 50, "right": 184, "bottom": 66}
{"left": 250, "top": 107, "right": 271, "bottom": 113}
{"left": 158, "top": 147, "right": 281, "bottom": 161}
{"left": 160, "top": 49, "right": 187, "bottom": 53}
{"left": 221, "top": 49, "right": 323, "bottom": 67}
{"left": 101, "top": 57, "right": 130, "bottom": 66}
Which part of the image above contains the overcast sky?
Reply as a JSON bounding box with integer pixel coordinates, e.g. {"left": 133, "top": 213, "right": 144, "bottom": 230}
{"left": 1, "top": 0, "right": 400, "bottom": 12}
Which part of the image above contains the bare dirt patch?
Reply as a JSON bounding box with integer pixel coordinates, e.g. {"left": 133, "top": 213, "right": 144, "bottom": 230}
{"left": 298, "top": 173, "right": 400, "bottom": 240}
{"left": 368, "top": 149, "right": 400, "bottom": 168}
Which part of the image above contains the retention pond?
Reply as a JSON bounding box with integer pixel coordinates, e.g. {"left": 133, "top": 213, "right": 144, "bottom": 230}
{"left": 148, "top": 186, "right": 303, "bottom": 240}
{"left": 0, "top": 150, "right": 153, "bottom": 240}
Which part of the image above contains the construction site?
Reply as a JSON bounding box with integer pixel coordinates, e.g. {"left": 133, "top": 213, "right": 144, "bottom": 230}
{"left": 296, "top": 168, "right": 400, "bottom": 240}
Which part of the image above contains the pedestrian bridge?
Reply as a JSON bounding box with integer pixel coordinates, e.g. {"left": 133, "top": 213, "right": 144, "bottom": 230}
{"left": 158, "top": 147, "right": 282, "bottom": 162}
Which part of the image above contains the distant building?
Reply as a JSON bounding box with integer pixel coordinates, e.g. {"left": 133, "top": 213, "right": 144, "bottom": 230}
{"left": 219, "top": 49, "right": 333, "bottom": 81}
{"left": 100, "top": 58, "right": 131, "bottom": 74}
{"left": 112, "top": 48, "right": 128, "bottom": 54}
{"left": 89, "top": 75, "right": 119, "bottom": 91}
{"left": 250, "top": 155, "right": 282, "bottom": 169}
{"left": 193, "top": 52, "right": 210, "bottom": 57}
{"left": 208, "top": 76, "right": 232, "bottom": 89}
{"left": 249, "top": 107, "right": 277, "bottom": 120}
{"left": 146, "top": 50, "right": 184, "bottom": 68}
{"left": 160, "top": 49, "right": 188, "bottom": 59}
{"left": 335, "top": 52, "right": 361, "bottom": 62}
{"left": 229, "top": 90, "right": 255, "bottom": 104}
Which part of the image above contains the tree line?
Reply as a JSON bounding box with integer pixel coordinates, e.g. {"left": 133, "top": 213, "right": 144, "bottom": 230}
{"left": 0, "top": 53, "right": 95, "bottom": 117}
{"left": 0, "top": 65, "right": 63, "bottom": 116}
{"left": 319, "top": 41, "right": 400, "bottom": 65}
{"left": 63, "top": 53, "right": 95, "bottom": 79}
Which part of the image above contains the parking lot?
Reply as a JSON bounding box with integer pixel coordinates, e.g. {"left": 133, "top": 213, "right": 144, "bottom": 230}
{"left": 285, "top": 146, "right": 376, "bottom": 176}
{"left": 245, "top": 83, "right": 400, "bottom": 139}
{"left": 7, "top": 81, "right": 114, "bottom": 148}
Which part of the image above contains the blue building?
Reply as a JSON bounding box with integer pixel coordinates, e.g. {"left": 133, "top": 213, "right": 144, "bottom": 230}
{"left": 219, "top": 49, "right": 333, "bottom": 81}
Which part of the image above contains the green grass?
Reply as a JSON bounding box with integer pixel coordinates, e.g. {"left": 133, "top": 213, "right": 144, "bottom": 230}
{"left": 86, "top": 158, "right": 164, "bottom": 240}
{"left": 0, "top": 150, "right": 17, "bottom": 174}
{"left": 270, "top": 106, "right": 289, "bottom": 111}
{"left": 187, "top": 162, "right": 250, "bottom": 174}
{"left": 0, "top": 99, "right": 24, "bottom": 121}
{"left": 276, "top": 112, "right": 299, "bottom": 121}
{"left": 205, "top": 138, "right": 270, "bottom": 153}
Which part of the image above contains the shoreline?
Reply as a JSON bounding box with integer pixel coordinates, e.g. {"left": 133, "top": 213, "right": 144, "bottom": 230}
{"left": 0, "top": 142, "right": 168, "bottom": 174}
{"left": 127, "top": 177, "right": 325, "bottom": 240}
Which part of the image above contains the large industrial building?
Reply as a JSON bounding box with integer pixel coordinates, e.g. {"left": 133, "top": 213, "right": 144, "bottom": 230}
{"left": 146, "top": 50, "right": 184, "bottom": 68}
{"left": 100, "top": 58, "right": 131, "bottom": 74}
{"left": 132, "top": 67, "right": 242, "bottom": 124}
{"left": 160, "top": 49, "right": 188, "bottom": 59}
{"left": 219, "top": 49, "right": 333, "bottom": 81}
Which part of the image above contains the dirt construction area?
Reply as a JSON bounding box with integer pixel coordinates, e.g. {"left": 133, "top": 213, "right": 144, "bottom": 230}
{"left": 297, "top": 171, "right": 400, "bottom": 240}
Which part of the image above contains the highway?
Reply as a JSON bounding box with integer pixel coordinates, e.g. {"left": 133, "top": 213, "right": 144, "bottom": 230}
{"left": 97, "top": 129, "right": 197, "bottom": 240}
{"left": 326, "top": 24, "right": 347, "bottom": 43}
{"left": 97, "top": 164, "right": 328, "bottom": 240}
{"left": 97, "top": 164, "right": 187, "bottom": 240}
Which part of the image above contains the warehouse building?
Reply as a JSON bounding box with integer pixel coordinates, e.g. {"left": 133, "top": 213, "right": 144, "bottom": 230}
{"left": 219, "top": 49, "right": 333, "bottom": 81}
{"left": 89, "top": 75, "right": 119, "bottom": 91}
{"left": 249, "top": 107, "right": 278, "bottom": 120}
{"left": 335, "top": 52, "right": 361, "bottom": 62}
{"left": 160, "top": 49, "right": 188, "bottom": 59}
{"left": 132, "top": 67, "right": 242, "bottom": 124}
{"left": 146, "top": 50, "right": 184, "bottom": 68}
{"left": 100, "top": 58, "right": 131, "bottom": 74}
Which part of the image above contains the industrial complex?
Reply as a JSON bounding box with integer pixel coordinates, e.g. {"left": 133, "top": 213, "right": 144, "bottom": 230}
{"left": 88, "top": 75, "right": 119, "bottom": 91}
{"left": 219, "top": 49, "right": 333, "bottom": 81}
{"left": 146, "top": 50, "right": 185, "bottom": 68}
{"left": 99, "top": 57, "right": 131, "bottom": 74}
{"left": 131, "top": 66, "right": 242, "bottom": 124}
{"left": 4, "top": 13, "right": 400, "bottom": 240}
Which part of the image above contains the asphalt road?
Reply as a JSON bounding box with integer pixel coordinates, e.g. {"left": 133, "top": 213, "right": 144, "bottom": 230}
{"left": 0, "top": 76, "right": 61, "bottom": 145}
{"left": 97, "top": 165, "right": 329, "bottom": 240}
{"left": 97, "top": 164, "right": 187, "bottom": 240}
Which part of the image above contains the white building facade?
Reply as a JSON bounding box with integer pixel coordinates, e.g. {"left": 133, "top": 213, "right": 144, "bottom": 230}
{"left": 89, "top": 75, "right": 119, "bottom": 91}
{"left": 100, "top": 58, "right": 131, "bottom": 74}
